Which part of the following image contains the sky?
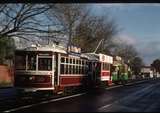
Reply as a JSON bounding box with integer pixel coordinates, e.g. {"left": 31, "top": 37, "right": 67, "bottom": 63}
{"left": 92, "top": 4, "right": 160, "bottom": 65}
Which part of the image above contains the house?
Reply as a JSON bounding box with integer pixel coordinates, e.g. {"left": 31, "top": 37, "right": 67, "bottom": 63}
{"left": 141, "top": 66, "right": 154, "bottom": 78}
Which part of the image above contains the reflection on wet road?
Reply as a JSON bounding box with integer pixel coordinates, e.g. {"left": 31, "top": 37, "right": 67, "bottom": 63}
{"left": 6, "top": 79, "right": 160, "bottom": 112}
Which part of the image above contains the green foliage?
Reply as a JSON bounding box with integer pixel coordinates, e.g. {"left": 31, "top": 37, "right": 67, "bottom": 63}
{"left": 151, "top": 59, "right": 160, "bottom": 73}
{"left": 130, "top": 56, "right": 144, "bottom": 75}
{"left": 0, "top": 37, "right": 15, "bottom": 65}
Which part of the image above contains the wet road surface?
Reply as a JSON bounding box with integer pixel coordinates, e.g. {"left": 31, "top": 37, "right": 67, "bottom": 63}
{"left": 5, "top": 79, "right": 160, "bottom": 112}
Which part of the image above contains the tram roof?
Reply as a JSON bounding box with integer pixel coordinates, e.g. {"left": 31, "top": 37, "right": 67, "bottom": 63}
{"left": 81, "top": 53, "right": 99, "bottom": 61}
{"left": 81, "top": 53, "right": 113, "bottom": 64}
{"left": 16, "top": 44, "right": 67, "bottom": 54}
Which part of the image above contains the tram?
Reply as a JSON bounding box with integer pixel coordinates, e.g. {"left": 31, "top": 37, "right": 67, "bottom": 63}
{"left": 14, "top": 44, "right": 89, "bottom": 94}
{"left": 82, "top": 53, "right": 113, "bottom": 87}
{"left": 14, "top": 43, "right": 114, "bottom": 94}
{"left": 111, "top": 56, "right": 130, "bottom": 85}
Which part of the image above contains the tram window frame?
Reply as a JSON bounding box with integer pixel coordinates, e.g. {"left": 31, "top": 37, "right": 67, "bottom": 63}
{"left": 73, "top": 65, "right": 75, "bottom": 74}
{"left": 69, "top": 65, "right": 72, "bottom": 74}
{"left": 61, "top": 57, "right": 65, "bottom": 63}
{"left": 82, "top": 60, "right": 84, "bottom": 65}
{"left": 61, "top": 64, "right": 64, "bottom": 74}
{"left": 102, "top": 63, "right": 104, "bottom": 70}
{"left": 80, "top": 66, "right": 82, "bottom": 74}
{"left": 70, "top": 58, "right": 72, "bottom": 64}
{"left": 103, "top": 63, "right": 105, "bottom": 70}
{"left": 76, "top": 59, "right": 78, "bottom": 64}
{"left": 64, "top": 64, "right": 67, "bottom": 74}
{"left": 82, "top": 66, "right": 85, "bottom": 74}
{"left": 60, "top": 56, "right": 88, "bottom": 75}
{"left": 27, "top": 54, "right": 36, "bottom": 70}
{"left": 85, "top": 66, "right": 87, "bottom": 74}
{"left": 102, "top": 63, "right": 110, "bottom": 70}
{"left": 76, "top": 65, "right": 78, "bottom": 74}
{"left": 108, "top": 64, "right": 110, "bottom": 70}
{"left": 66, "top": 57, "right": 68, "bottom": 63}
{"left": 38, "top": 57, "right": 52, "bottom": 71}
{"left": 15, "top": 54, "right": 26, "bottom": 70}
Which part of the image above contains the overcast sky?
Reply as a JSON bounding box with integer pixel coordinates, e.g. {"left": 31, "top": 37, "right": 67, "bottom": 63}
{"left": 92, "top": 4, "right": 160, "bottom": 65}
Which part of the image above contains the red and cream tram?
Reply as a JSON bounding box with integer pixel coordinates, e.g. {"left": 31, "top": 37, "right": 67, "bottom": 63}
{"left": 82, "top": 53, "right": 113, "bottom": 86}
{"left": 14, "top": 44, "right": 113, "bottom": 94}
{"left": 14, "top": 44, "right": 88, "bottom": 94}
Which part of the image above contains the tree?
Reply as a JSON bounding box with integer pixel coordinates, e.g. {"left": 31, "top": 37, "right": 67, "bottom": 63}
{"left": 47, "top": 4, "right": 89, "bottom": 52}
{"left": 151, "top": 59, "right": 160, "bottom": 75}
{"left": 0, "top": 4, "right": 53, "bottom": 64}
{"left": 0, "top": 36, "right": 15, "bottom": 65}
{"left": 0, "top": 4, "right": 51, "bottom": 40}
{"left": 111, "top": 42, "right": 138, "bottom": 62}
{"left": 130, "top": 56, "right": 144, "bottom": 76}
{"left": 73, "top": 12, "right": 118, "bottom": 53}
{"left": 111, "top": 41, "right": 144, "bottom": 77}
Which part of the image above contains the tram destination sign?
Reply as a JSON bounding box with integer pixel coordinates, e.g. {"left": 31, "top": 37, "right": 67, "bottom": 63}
{"left": 99, "top": 53, "right": 113, "bottom": 64}
{"left": 68, "top": 45, "right": 81, "bottom": 57}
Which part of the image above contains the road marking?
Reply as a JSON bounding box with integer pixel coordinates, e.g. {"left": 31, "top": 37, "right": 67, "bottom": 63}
{"left": 106, "top": 80, "right": 148, "bottom": 90}
{"left": 3, "top": 79, "right": 150, "bottom": 113}
{"left": 126, "top": 80, "right": 147, "bottom": 85}
{"left": 99, "top": 104, "right": 112, "bottom": 110}
{"left": 3, "top": 93, "right": 86, "bottom": 113}
{"left": 99, "top": 82, "right": 158, "bottom": 111}
{"left": 106, "top": 85, "right": 123, "bottom": 90}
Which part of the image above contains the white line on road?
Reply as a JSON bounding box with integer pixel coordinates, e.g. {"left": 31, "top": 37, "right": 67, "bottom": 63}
{"left": 126, "top": 80, "right": 147, "bottom": 85}
{"left": 3, "top": 93, "right": 86, "bottom": 113}
{"left": 105, "top": 80, "right": 148, "bottom": 90}
{"left": 106, "top": 85, "right": 123, "bottom": 90}
{"left": 3, "top": 79, "right": 149, "bottom": 113}
{"left": 99, "top": 81, "right": 158, "bottom": 111}
{"left": 98, "top": 104, "right": 112, "bottom": 110}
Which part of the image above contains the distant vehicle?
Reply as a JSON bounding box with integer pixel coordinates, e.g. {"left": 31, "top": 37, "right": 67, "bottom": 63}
{"left": 141, "top": 66, "right": 154, "bottom": 78}
{"left": 111, "top": 56, "right": 130, "bottom": 85}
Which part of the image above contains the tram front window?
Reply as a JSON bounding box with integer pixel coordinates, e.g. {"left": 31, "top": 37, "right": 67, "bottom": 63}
{"left": 38, "top": 58, "right": 52, "bottom": 71}
{"left": 15, "top": 54, "right": 26, "bottom": 70}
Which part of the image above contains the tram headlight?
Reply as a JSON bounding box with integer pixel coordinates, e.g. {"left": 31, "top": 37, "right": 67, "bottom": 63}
{"left": 29, "top": 76, "right": 35, "bottom": 81}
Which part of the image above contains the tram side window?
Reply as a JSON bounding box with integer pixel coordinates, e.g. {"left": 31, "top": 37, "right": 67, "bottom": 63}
{"left": 28, "top": 55, "right": 36, "bottom": 70}
{"left": 85, "top": 65, "right": 88, "bottom": 74}
{"left": 15, "top": 55, "right": 26, "bottom": 70}
{"left": 76, "top": 65, "right": 78, "bottom": 74}
{"left": 69, "top": 65, "right": 72, "bottom": 74}
{"left": 66, "top": 58, "right": 68, "bottom": 63}
{"left": 61, "top": 64, "right": 64, "bottom": 74}
{"left": 61, "top": 57, "right": 65, "bottom": 63}
{"left": 38, "top": 58, "right": 52, "bottom": 71}
{"left": 64, "top": 65, "right": 67, "bottom": 74}
{"left": 73, "top": 65, "right": 76, "bottom": 74}
{"left": 102, "top": 63, "right": 109, "bottom": 70}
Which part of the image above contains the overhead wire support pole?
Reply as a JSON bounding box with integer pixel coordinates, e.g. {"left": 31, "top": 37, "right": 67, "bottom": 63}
{"left": 93, "top": 39, "right": 104, "bottom": 54}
